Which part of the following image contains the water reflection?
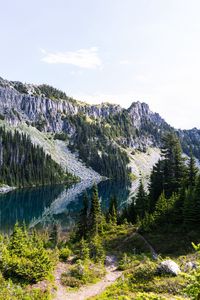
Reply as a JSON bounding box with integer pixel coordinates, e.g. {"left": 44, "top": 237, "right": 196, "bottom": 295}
{"left": 0, "top": 180, "right": 134, "bottom": 233}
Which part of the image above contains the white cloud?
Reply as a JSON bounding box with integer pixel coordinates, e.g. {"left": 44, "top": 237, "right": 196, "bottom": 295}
{"left": 41, "top": 47, "right": 102, "bottom": 69}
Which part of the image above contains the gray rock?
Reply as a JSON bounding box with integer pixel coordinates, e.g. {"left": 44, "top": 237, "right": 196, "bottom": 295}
{"left": 184, "top": 261, "right": 197, "bottom": 272}
{"left": 157, "top": 260, "right": 181, "bottom": 276}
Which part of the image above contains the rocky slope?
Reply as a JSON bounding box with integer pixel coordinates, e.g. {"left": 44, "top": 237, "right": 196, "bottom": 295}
{"left": 0, "top": 76, "right": 200, "bottom": 181}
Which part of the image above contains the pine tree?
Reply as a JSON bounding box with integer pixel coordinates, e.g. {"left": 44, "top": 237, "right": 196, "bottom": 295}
{"left": 89, "top": 235, "right": 105, "bottom": 263}
{"left": 191, "top": 176, "right": 200, "bottom": 225}
{"left": 77, "top": 193, "right": 89, "bottom": 239}
{"left": 161, "top": 133, "right": 186, "bottom": 198}
{"left": 148, "top": 159, "right": 164, "bottom": 212}
{"left": 126, "top": 196, "right": 137, "bottom": 224}
{"left": 108, "top": 195, "right": 118, "bottom": 225}
{"left": 154, "top": 192, "right": 168, "bottom": 221}
{"left": 49, "top": 223, "right": 60, "bottom": 248}
{"left": 135, "top": 179, "right": 148, "bottom": 218}
{"left": 183, "top": 187, "right": 196, "bottom": 227}
{"left": 89, "top": 185, "right": 102, "bottom": 236}
{"left": 79, "top": 238, "right": 90, "bottom": 260}
{"left": 187, "top": 151, "right": 198, "bottom": 187}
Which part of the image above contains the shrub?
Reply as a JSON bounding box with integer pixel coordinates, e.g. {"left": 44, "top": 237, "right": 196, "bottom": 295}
{"left": 59, "top": 247, "right": 72, "bottom": 262}
{"left": 61, "top": 260, "right": 105, "bottom": 288}
{"left": 89, "top": 235, "right": 105, "bottom": 263}
{"left": 0, "top": 224, "right": 55, "bottom": 284}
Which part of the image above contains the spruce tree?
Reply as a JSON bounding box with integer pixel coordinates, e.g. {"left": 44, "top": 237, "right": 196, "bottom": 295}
{"left": 49, "top": 223, "right": 60, "bottom": 248}
{"left": 154, "top": 192, "right": 168, "bottom": 222}
{"left": 183, "top": 187, "right": 196, "bottom": 228}
{"left": 89, "top": 185, "right": 102, "bottom": 236}
{"left": 148, "top": 159, "right": 164, "bottom": 212}
{"left": 135, "top": 179, "right": 148, "bottom": 218}
{"left": 77, "top": 193, "right": 89, "bottom": 239}
{"left": 187, "top": 151, "right": 198, "bottom": 187}
{"left": 161, "top": 133, "right": 186, "bottom": 198}
{"left": 79, "top": 238, "right": 90, "bottom": 260}
{"left": 108, "top": 195, "right": 118, "bottom": 225}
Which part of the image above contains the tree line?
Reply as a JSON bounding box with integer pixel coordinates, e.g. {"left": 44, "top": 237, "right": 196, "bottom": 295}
{"left": 122, "top": 132, "right": 200, "bottom": 231}
{"left": 0, "top": 127, "right": 75, "bottom": 187}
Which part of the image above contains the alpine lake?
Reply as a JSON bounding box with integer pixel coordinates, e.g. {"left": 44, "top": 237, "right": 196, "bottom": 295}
{"left": 0, "top": 179, "right": 139, "bottom": 233}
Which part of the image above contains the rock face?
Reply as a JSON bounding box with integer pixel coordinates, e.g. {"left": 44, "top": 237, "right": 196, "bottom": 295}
{"left": 157, "top": 260, "right": 181, "bottom": 276}
{"left": 0, "top": 76, "right": 200, "bottom": 161}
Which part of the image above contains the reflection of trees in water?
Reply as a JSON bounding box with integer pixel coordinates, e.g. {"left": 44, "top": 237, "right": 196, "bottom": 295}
{"left": 0, "top": 180, "right": 132, "bottom": 233}
{"left": 66, "top": 180, "right": 131, "bottom": 215}
{"left": 0, "top": 185, "right": 64, "bottom": 233}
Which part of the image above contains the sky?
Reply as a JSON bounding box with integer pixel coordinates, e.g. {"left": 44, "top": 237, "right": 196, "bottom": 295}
{"left": 0, "top": 0, "right": 200, "bottom": 129}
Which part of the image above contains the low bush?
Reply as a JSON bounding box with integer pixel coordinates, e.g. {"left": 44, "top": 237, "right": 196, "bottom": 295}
{"left": 61, "top": 259, "right": 105, "bottom": 289}
{"left": 0, "top": 224, "right": 57, "bottom": 284}
{"left": 59, "top": 247, "right": 72, "bottom": 262}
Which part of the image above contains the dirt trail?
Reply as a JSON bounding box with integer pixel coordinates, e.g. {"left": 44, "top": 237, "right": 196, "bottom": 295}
{"left": 54, "top": 257, "right": 122, "bottom": 300}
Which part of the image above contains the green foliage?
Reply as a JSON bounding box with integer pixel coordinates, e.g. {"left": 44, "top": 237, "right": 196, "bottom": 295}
{"left": 78, "top": 238, "right": 90, "bottom": 261}
{"left": 107, "top": 195, "right": 118, "bottom": 225}
{"left": 54, "top": 132, "right": 68, "bottom": 141}
{"left": 187, "top": 151, "right": 198, "bottom": 187}
{"left": 49, "top": 223, "right": 60, "bottom": 248}
{"left": 0, "top": 126, "right": 74, "bottom": 187}
{"left": 59, "top": 247, "right": 72, "bottom": 262}
{"left": 89, "top": 235, "right": 105, "bottom": 263}
{"left": 118, "top": 253, "right": 133, "bottom": 270}
{"left": 67, "top": 113, "right": 131, "bottom": 181}
{"left": 0, "top": 272, "right": 51, "bottom": 300}
{"left": 38, "top": 84, "right": 69, "bottom": 100}
{"left": 61, "top": 259, "right": 105, "bottom": 289}
{"left": 77, "top": 192, "right": 89, "bottom": 239}
{"left": 89, "top": 185, "right": 102, "bottom": 236}
{"left": 0, "top": 224, "right": 57, "bottom": 284}
{"left": 185, "top": 243, "right": 200, "bottom": 299}
{"left": 135, "top": 179, "right": 148, "bottom": 218}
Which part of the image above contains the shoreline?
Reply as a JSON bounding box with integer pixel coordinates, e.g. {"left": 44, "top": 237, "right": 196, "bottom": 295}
{"left": 0, "top": 185, "right": 16, "bottom": 194}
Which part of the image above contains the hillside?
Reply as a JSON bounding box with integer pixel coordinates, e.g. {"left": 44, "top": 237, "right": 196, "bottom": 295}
{"left": 0, "top": 76, "right": 200, "bottom": 182}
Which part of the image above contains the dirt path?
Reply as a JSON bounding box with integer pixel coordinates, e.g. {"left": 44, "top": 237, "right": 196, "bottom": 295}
{"left": 54, "top": 257, "right": 122, "bottom": 300}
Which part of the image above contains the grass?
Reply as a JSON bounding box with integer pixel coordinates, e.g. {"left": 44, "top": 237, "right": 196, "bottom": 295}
{"left": 89, "top": 255, "right": 191, "bottom": 300}
{"left": 61, "top": 259, "right": 106, "bottom": 289}
{"left": 88, "top": 224, "right": 198, "bottom": 300}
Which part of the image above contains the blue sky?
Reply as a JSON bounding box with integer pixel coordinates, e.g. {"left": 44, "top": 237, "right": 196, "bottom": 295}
{"left": 1, "top": 0, "right": 200, "bottom": 129}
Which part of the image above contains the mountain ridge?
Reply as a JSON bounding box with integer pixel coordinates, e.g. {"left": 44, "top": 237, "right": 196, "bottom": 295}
{"left": 1, "top": 76, "right": 200, "bottom": 181}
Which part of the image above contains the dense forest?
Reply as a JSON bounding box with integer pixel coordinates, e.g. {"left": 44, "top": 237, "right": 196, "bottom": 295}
{"left": 122, "top": 132, "right": 200, "bottom": 234}
{"left": 67, "top": 114, "right": 131, "bottom": 181}
{"left": 0, "top": 127, "right": 75, "bottom": 187}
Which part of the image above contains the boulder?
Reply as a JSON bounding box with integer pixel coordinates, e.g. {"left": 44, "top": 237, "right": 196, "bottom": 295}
{"left": 157, "top": 260, "right": 181, "bottom": 276}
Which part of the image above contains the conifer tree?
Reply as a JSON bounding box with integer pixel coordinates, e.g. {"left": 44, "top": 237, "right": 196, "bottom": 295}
{"left": 135, "top": 179, "right": 148, "bottom": 218}
{"left": 89, "top": 234, "right": 105, "bottom": 263}
{"left": 187, "top": 151, "right": 198, "bottom": 187}
{"left": 108, "top": 195, "right": 118, "bottom": 224}
{"left": 191, "top": 176, "right": 200, "bottom": 225}
{"left": 154, "top": 192, "right": 168, "bottom": 221}
{"left": 161, "top": 133, "right": 186, "bottom": 198}
{"left": 49, "top": 223, "right": 60, "bottom": 248}
{"left": 126, "top": 196, "right": 137, "bottom": 224}
{"left": 77, "top": 193, "right": 89, "bottom": 239}
{"left": 183, "top": 187, "right": 196, "bottom": 227}
{"left": 89, "top": 185, "right": 102, "bottom": 236}
{"left": 148, "top": 159, "right": 164, "bottom": 212}
{"left": 79, "top": 238, "right": 90, "bottom": 260}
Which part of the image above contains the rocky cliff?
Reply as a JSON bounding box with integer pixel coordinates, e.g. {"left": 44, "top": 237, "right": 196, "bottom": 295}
{"left": 0, "top": 76, "right": 200, "bottom": 180}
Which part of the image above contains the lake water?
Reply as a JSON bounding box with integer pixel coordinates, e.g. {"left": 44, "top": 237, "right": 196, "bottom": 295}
{"left": 0, "top": 179, "right": 137, "bottom": 233}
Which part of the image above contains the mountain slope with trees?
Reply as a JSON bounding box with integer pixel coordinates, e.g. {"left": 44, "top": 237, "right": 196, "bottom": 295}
{"left": 1, "top": 76, "right": 200, "bottom": 182}
{"left": 0, "top": 126, "right": 76, "bottom": 187}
